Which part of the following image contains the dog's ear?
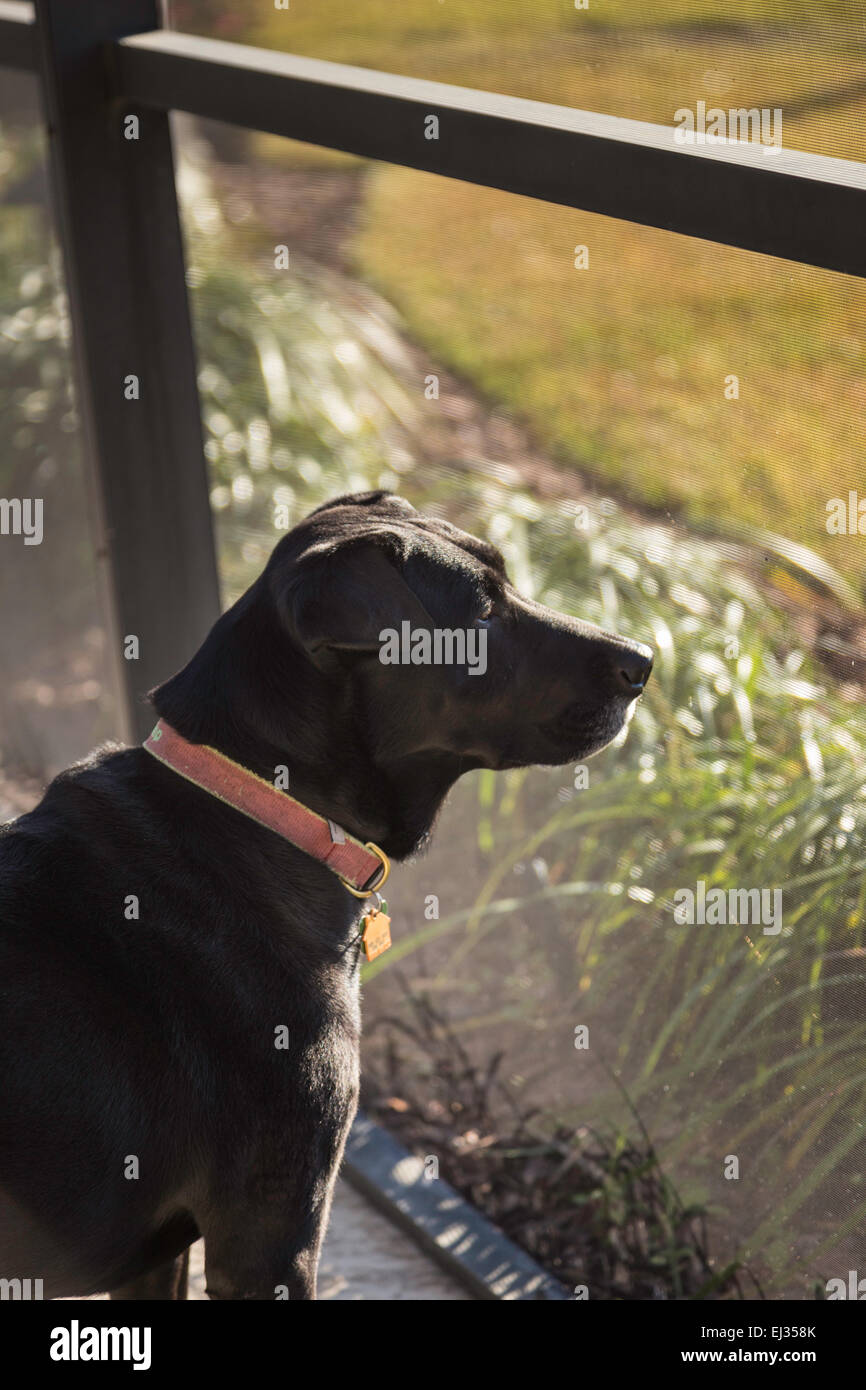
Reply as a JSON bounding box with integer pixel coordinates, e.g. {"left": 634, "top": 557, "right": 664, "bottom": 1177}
{"left": 275, "top": 538, "right": 433, "bottom": 659}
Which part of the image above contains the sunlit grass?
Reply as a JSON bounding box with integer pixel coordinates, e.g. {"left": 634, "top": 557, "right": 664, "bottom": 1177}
{"left": 355, "top": 168, "right": 866, "bottom": 592}
{"left": 228, "top": 0, "right": 866, "bottom": 595}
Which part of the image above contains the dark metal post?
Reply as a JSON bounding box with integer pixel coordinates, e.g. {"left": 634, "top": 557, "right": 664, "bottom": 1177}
{"left": 33, "top": 0, "right": 221, "bottom": 742}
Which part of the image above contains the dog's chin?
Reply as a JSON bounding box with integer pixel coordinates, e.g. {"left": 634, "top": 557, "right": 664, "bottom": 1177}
{"left": 456, "top": 699, "right": 638, "bottom": 772}
{"left": 533, "top": 696, "right": 635, "bottom": 768}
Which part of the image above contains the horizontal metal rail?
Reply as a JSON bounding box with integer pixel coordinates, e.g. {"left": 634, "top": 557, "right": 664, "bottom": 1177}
{"left": 115, "top": 34, "right": 866, "bottom": 279}
{"left": 2, "top": 5, "right": 864, "bottom": 277}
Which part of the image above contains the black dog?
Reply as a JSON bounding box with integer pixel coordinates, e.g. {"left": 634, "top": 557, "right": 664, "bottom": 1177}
{"left": 0, "top": 491, "right": 652, "bottom": 1299}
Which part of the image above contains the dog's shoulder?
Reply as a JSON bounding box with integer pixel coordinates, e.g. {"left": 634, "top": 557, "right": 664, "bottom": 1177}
{"left": 0, "top": 745, "right": 154, "bottom": 890}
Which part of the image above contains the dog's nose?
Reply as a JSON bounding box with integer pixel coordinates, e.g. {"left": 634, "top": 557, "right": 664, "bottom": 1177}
{"left": 616, "top": 644, "right": 654, "bottom": 694}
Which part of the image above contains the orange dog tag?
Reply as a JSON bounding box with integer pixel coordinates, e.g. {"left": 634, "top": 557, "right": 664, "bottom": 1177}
{"left": 361, "top": 904, "right": 392, "bottom": 962}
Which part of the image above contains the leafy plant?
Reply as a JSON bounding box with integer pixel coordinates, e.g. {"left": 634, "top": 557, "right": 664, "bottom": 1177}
{"left": 364, "top": 476, "right": 866, "bottom": 1291}
{"left": 366, "top": 989, "right": 757, "bottom": 1299}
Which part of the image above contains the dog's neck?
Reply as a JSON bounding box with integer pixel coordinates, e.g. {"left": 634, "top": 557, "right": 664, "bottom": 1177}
{"left": 150, "top": 585, "right": 468, "bottom": 861}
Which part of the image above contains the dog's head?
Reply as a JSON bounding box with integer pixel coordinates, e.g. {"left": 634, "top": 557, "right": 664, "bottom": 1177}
{"left": 267, "top": 490, "right": 652, "bottom": 773}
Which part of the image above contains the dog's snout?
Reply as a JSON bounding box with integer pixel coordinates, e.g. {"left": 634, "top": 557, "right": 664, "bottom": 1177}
{"left": 615, "top": 644, "right": 654, "bottom": 694}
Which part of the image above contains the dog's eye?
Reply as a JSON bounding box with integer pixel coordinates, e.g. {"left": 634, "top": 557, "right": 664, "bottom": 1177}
{"left": 474, "top": 608, "right": 494, "bottom": 628}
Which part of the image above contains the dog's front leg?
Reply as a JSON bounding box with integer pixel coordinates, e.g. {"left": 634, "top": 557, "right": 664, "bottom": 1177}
{"left": 202, "top": 1202, "right": 329, "bottom": 1301}
{"left": 201, "top": 1032, "right": 358, "bottom": 1299}
{"left": 200, "top": 1154, "right": 345, "bottom": 1302}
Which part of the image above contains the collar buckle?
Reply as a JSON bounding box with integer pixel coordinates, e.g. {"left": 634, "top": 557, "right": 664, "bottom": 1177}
{"left": 338, "top": 842, "right": 391, "bottom": 899}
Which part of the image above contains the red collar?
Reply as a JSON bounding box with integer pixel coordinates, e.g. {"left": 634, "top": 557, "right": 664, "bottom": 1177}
{"left": 142, "top": 719, "right": 390, "bottom": 899}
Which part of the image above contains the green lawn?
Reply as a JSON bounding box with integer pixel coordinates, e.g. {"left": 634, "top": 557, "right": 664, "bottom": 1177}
{"left": 355, "top": 170, "right": 866, "bottom": 591}
{"left": 192, "top": 0, "right": 866, "bottom": 593}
